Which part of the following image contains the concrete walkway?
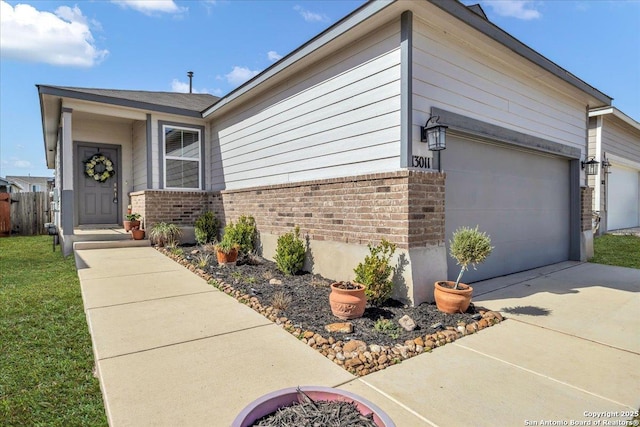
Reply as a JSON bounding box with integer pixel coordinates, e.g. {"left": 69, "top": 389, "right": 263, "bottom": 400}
{"left": 75, "top": 248, "right": 640, "bottom": 426}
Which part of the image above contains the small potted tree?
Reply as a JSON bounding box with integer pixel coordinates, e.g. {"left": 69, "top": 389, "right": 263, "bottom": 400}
{"left": 215, "top": 221, "right": 240, "bottom": 265}
{"left": 435, "top": 226, "right": 493, "bottom": 314}
{"left": 124, "top": 213, "right": 141, "bottom": 232}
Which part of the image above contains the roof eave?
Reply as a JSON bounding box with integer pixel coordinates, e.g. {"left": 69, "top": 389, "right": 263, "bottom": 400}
{"left": 589, "top": 106, "right": 640, "bottom": 131}
{"left": 37, "top": 85, "right": 205, "bottom": 118}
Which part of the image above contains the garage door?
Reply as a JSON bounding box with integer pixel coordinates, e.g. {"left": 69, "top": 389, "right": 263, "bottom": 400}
{"left": 608, "top": 164, "right": 640, "bottom": 230}
{"left": 443, "top": 135, "right": 570, "bottom": 283}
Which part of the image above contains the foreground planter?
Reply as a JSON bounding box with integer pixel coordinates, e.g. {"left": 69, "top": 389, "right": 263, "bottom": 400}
{"left": 216, "top": 248, "right": 238, "bottom": 265}
{"left": 434, "top": 281, "right": 473, "bottom": 314}
{"left": 329, "top": 281, "right": 366, "bottom": 320}
{"left": 232, "top": 386, "right": 395, "bottom": 427}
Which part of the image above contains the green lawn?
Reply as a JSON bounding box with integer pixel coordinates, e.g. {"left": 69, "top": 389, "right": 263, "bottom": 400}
{"left": 589, "top": 234, "right": 640, "bottom": 269}
{"left": 0, "top": 236, "right": 107, "bottom": 427}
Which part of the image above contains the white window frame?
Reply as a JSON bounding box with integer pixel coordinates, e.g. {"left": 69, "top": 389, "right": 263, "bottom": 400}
{"left": 162, "top": 124, "right": 202, "bottom": 190}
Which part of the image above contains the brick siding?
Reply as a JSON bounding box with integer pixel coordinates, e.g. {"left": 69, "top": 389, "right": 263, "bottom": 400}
{"left": 581, "top": 186, "right": 593, "bottom": 232}
{"left": 131, "top": 171, "right": 446, "bottom": 249}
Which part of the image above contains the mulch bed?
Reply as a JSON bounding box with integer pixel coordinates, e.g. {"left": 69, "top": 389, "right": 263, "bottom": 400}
{"left": 158, "top": 246, "right": 505, "bottom": 376}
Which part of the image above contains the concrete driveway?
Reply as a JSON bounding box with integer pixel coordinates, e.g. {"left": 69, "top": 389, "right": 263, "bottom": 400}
{"left": 75, "top": 247, "right": 640, "bottom": 427}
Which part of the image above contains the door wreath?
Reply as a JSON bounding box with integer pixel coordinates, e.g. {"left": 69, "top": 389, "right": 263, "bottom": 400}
{"left": 85, "top": 153, "right": 115, "bottom": 183}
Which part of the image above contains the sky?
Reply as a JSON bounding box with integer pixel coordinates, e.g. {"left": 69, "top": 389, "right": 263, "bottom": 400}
{"left": 1, "top": 0, "right": 639, "bottom": 178}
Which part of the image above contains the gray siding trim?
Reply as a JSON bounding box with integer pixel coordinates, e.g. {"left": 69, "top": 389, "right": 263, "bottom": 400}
{"left": 429, "top": 0, "right": 611, "bottom": 106}
{"left": 38, "top": 86, "right": 203, "bottom": 118}
{"left": 146, "top": 114, "right": 152, "bottom": 189}
{"left": 400, "top": 10, "right": 413, "bottom": 168}
{"left": 61, "top": 107, "right": 73, "bottom": 113}
{"left": 61, "top": 190, "right": 74, "bottom": 235}
{"left": 157, "top": 120, "right": 206, "bottom": 190}
{"left": 432, "top": 107, "right": 582, "bottom": 159}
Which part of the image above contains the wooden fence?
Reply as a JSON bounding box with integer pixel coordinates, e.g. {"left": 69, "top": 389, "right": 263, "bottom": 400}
{"left": 0, "top": 192, "right": 51, "bottom": 236}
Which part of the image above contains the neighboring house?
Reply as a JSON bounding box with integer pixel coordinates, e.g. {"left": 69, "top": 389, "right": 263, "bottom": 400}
{"left": 0, "top": 177, "right": 23, "bottom": 193}
{"left": 5, "top": 176, "right": 53, "bottom": 193}
{"left": 588, "top": 107, "right": 640, "bottom": 233}
{"left": 38, "top": 0, "right": 616, "bottom": 305}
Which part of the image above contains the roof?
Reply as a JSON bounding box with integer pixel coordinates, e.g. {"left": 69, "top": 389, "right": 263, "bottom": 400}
{"left": 38, "top": 85, "right": 218, "bottom": 115}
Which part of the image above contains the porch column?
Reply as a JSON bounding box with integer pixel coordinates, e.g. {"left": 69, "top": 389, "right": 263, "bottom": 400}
{"left": 60, "top": 108, "right": 74, "bottom": 236}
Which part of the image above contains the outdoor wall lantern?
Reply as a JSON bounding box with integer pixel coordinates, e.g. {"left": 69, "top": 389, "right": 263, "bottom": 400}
{"left": 421, "top": 115, "right": 448, "bottom": 151}
{"left": 581, "top": 157, "right": 600, "bottom": 176}
{"left": 601, "top": 158, "right": 612, "bottom": 174}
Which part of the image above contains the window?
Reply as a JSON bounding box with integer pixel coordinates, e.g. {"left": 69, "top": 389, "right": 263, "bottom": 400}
{"left": 163, "top": 125, "right": 201, "bottom": 189}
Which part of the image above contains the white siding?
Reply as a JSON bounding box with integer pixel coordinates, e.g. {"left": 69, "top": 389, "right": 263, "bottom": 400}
{"left": 412, "top": 18, "right": 588, "bottom": 156}
{"left": 210, "top": 20, "right": 403, "bottom": 191}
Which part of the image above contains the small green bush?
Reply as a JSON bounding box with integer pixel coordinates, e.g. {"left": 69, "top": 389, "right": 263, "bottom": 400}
{"left": 235, "top": 215, "right": 257, "bottom": 254}
{"left": 194, "top": 211, "right": 219, "bottom": 245}
{"left": 373, "top": 317, "right": 400, "bottom": 339}
{"left": 274, "top": 226, "right": 306, "bottom": 275}
{"left": 354, "top": 239, "right": 397, "bottom": 306}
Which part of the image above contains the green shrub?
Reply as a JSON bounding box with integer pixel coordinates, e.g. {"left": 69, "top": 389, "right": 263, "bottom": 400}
{"left": 274, "top": 226, "right": 306, "bottom": 275}
{"left": 449, "top": 226, "right": 493, "bottom": 289}
{"left": 354, "top": 239, "right": 396, "bottom": 306}
{"left": 373, "top": 317, "right": 400, "bottom": 339}
{"left": 194, "top": 211, "right": 219, "bottom": 245}
{"left": 235, "top": 215, "right": 257, "bottom": 254}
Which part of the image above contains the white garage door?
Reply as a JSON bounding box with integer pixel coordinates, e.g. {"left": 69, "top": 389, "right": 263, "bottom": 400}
{"left": 443, "top": 135, "right": 570, "bottom": 283}
{"left": 608, "top": 164, "right": 640, "bottom": 230}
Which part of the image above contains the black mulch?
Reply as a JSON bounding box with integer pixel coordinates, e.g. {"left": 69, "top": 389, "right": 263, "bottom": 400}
{"left": 182, "top": 250, "right": 484, "bottom": 348}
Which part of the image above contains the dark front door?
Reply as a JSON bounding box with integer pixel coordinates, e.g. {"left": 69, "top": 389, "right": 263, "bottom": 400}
{"left": 76, "top": 143, "right": 120, "bottom": 225}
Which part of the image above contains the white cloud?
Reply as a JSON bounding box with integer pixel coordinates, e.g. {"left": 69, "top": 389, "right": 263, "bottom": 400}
{"left": 482, "top": 1, "right": 541, "bottom": 20}
{"left": 0, "top": 1, "right": 108, "bottom": 67}
{"left": 294, "top": 5, "right": 329, "bottom": 23}
{"left": 267, "top": 50, "right": 282, "bottom": 62}
{"left": 13, "top": 160, "right": 32, "bottom": 168}
{"left": 111, "top": 1, "right": 185, "bottom": 15}
{"left": 224, "top": 66, "right": 260, "bottom": 86}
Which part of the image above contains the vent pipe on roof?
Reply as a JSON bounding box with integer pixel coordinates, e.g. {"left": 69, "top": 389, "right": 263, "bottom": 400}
{"left": 187, "top": 71, "right": 194, "bottom": 93}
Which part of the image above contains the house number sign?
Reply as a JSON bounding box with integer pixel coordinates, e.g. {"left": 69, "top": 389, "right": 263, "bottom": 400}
{"left": 412, "top": 155, "right": 431, "bottom": 169}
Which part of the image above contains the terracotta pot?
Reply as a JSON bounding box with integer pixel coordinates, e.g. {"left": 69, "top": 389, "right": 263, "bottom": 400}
{"left": 124, "top": 220, "right": 140, "bottom": 232}
{"left": 131, "top": 229, "right": 145, "bottom": 240}
{"left": 434, "top": 281, "right": 473, "bottom": 314}
{"left": 232, "top": 386, "right": 395, "bottom": 427}
{"left": 329, "top": 282, "right": 366, "bottom": 320}
{"left": 216, "top": 247, "right": 238, "bottom": 265}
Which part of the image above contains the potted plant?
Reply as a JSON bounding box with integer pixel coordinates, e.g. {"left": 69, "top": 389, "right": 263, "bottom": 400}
{"left": 130, "top": 225, "right": 145, "bottom": 240}
{"left": 329, "top": 281, "right": 367, "bottom": 320}
{"left": 148, "top": 222, "right": 182, "bottom": 247}
{"left": 124, "top": 212, "right": 141, "bottom": 231}
{"left": 435, "top": 225, "right": 493, "bottom": 314}
{"left": 215, "top": 221, "right": 240, "bottom": 265}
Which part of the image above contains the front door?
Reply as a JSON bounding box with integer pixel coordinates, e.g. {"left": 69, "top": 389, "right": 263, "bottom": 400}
{"left": 76, "top": 143, "right": 120, "bottom": 225}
